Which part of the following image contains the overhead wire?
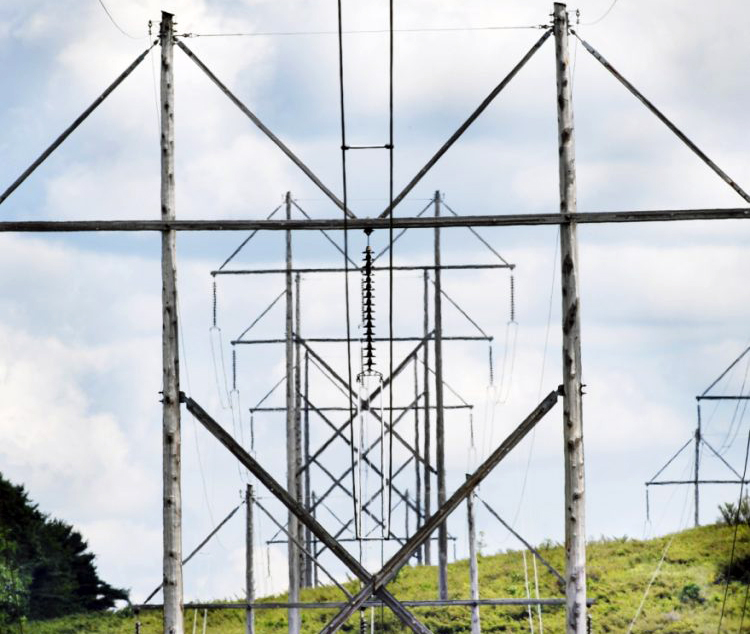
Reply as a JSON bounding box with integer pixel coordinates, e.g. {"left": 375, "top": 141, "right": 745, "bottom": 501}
{"left": 387, "top": 0, "right": 396, "bottom": 537}
{"left": 628, "top": 467, "right": 694, "bottom": 633}
{"left": 335, "top": 0, "right": 358, "bottom": 545}
{"left": 716, "top": 413, "right": 750, "bottom": 631}
{"left": 181, "top": 24, "right": 548, "bottom": 38}
{"left": 579, "top": 0, "right": 621, "bottom": 27}
{"left": 494, "top": 228, "right": 558, "bottom": 544}
{"left": 718, "top": 354, "right": 750, "bottom": 453}
{"left": 95, "top": 0, "right": 147, "bottom": 40}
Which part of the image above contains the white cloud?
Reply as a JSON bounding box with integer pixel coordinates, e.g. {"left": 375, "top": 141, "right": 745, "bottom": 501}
{"left": 2, "top": 0, "right": 750, "bottom": 606}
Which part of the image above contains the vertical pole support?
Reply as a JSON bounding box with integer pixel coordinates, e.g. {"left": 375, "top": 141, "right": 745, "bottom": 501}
{"left": 422, "top": 269, "right": 432, "bottom": 566}
{"left": 304, "top": 350, "right": 313, "bottom": 585}
{"left": 160, "top": 11, "right": 183, "bottom": 634}
{"left": 434, "top": 190, "right": 448, "bottom": 600}
{"left": 466, "top": 476, "right": 481, "bottom": 634}
{"left": 413, "top": 356, "right": 423, "bottom": 564}
{"left": 694, "top": 402, "right": 702, "bottom": 527}
{"left": 294, "top": 272, "right": 305, "bottom": 585}
{"left": 246, "top": 485, "right": 255, "bottom": 634}
{"left": 553, "top": 4, "right": 587, "bottom": 633}
{"left": 285, "top": 191, "right": 301, "bottom": 634}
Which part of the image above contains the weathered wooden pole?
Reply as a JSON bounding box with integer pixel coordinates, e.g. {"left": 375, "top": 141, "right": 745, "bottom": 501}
{"left": 434, "top": 190, "right": 448, "bottom": 600}
{"left": 553, "top": 4, "right": 587, "bottom": 633}
{"left": 312, "top": 491, "right": 320, "bottom": 587}
{"left": 160, "top": 12, "right": 183, "bottom": 634}
{"left": 466, "top": 477, "right": 481, "bottom": 634}
{"left": 246, "top": 485, "right": 255, "bottom": 634}
{"left": 304, "top": 350, "right": 313, "bottom": 585}
{"left": 294, "top": 272, "right": 306, "bottom": 585}
{"left": 694, "top": 404, "right": 702, "bottom": 527}
{"left": 405, "top": 489, "right": 410, "bottom": 540}
{"left": 422, "top": 270, "right": 432, "bottom": 566}
{"left": 285, "top": 191, "right": 301, "bottom": 634}
{"left": 413, "top": 356, "right": 423, "bottom": 564}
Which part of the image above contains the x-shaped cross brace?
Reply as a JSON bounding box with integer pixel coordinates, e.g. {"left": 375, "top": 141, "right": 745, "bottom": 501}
{"left": 182, "top": 386, "right": 560, "bottom": 634}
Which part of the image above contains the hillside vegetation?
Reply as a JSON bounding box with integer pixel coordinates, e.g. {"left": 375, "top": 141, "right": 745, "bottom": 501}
{"left": 22, "top": 524, "right": 750, "bottom": 634}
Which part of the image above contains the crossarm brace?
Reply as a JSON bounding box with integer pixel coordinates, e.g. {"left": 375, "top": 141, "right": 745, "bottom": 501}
{"left": 182, "top": 393, "right": 431, "bottom": 634}
{"left": 319, "top": 387, "right": 561, "bottom": 634}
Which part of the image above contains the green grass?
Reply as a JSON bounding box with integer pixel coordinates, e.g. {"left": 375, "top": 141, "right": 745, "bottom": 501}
{"left": 19, "top": 524, "right": 750, "bottom": 634}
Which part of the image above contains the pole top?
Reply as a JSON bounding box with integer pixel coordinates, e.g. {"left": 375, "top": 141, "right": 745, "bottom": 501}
{"left": 552, "top": 3, "right": 568, "bottom": 19}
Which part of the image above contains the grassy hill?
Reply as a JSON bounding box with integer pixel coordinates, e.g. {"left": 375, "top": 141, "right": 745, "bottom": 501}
{"left": 22, "top": 524, "right": 750, "bottom": 634}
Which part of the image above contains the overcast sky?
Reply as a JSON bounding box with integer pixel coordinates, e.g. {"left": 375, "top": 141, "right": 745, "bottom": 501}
{"left": 1, "top": 0, "right": 749, "bottom": 607}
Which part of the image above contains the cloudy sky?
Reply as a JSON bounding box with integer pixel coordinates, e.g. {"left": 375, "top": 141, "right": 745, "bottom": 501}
{"left": 1, "top": 0, "right": 749, "bottom": 609}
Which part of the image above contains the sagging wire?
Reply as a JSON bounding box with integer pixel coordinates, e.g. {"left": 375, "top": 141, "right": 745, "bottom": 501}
{"left": 480, "top": 272, "right": 519, "bottom": 466}
{"left": 493, "top": 230, "right": 556, "bottom": 543}
{"left": 493, "top": 274, "right": 518, "bottom": 405}
{"left": 210, "top": 278, "right": 256, "bottom": 484}
{"left": 522, "top": 549, "right": 535, "bottom": 633}
{"left": 337, "top": 0, "right": 396, "bottom": 545}
{"left": 628, "top": 464, "right": 694, "bottom": 633}
{"left": 176, "top": 293, "right": 218, "bottom": 529}
{"left": 335, "top": 0, "right": 358, "bottom": 550}
{"left": 96, "top": 0, "right": 148, "bottom": 40}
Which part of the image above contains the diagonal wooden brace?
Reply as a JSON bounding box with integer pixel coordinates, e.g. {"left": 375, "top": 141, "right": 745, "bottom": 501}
{"left": 319, "top": 387, "right": 561, "bottom": 634}
{"left": 182, "top": 394, "right": 432, "bottom": 634}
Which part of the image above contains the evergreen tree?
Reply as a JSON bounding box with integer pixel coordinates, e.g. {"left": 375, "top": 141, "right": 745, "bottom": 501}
{"left": 0, "top": 472, "right": 128, "bottom": 622}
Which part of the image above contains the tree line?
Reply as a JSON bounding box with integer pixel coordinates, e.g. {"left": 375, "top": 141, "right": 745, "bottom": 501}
{"left": 0, "top": 472, "right": 127, "bottom": 625}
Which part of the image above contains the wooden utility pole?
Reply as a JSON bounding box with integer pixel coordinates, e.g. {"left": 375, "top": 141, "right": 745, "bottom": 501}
{"left": 304, "top": 351, "right": 313, "bottom": 585}
{"left": 553, "top": 4, "right": 587, "bottom": 633}
{"left": 466, "top": 478, "right": 481, "bottom": 634}
{"left": 285, "top": 191, "right": 301, "bottom": 634}
{"left": 434, "top": 190, "right": 448, "bottom": 600}
{"left": 413, "top": 357, "right": 422, "bottom": 564}
{"left": 312, "top": 491, "right": 320, "bottom": 587}
{"left": 294, "top": 272, "right": 306, "bottom": 585}
{"left": 160, "top": 12, "right": 183, "bottom": 634}
{"left": 694, "top": 404, "right": 701, "bottom": 526}
{"left": 246, "top": 485, "right": 255, "bottom": 634}
{"left": 422, "top": 270, "right": 432, "bottom": 566}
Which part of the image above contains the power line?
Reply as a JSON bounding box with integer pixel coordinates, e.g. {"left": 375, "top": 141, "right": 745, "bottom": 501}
{"left": 95, "top": 0, "right": 146, "bottom": 40}
{"left": 335, "top": 0, "right": 357, "bottom": 537}
{"left": 579, "top": 0, "right": 622, "bottom": 27}
{"left": 180, "top": 24, "right": 548, "bottom": 39}
{"left": 717, "top": 417, "right": 750, "bottom": 631}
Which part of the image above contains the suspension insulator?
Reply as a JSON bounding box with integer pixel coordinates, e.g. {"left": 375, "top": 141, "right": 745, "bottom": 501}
{"left": 361, "top": 246, "right": 376, "bottom": 372}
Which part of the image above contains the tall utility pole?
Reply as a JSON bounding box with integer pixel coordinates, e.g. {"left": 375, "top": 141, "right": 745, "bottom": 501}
{"left": 422, "top": 270, "right": 432, "bottom": 566}
{"left": 694, "top": 404, "right": 701, "bottom": 526}
{"left": 246, "top": 485, "right": 255, "bottom": 634}
{"left": 294, "top": 272, "right": 306, "bottom": 584}
{"left": 285, "top": 192, "right": 301, "bottom": 634}
{"left": 160, "top": 11, "right": 183, "bottom": 634}
{"left": 304, "top": 350, "right": 313, "bottom": 585}
{"left": 413, "top": 356, "right": 423, "bottom": 564}
{"left": 434, "top": 190, "right": 448, "bottom": 600}
{"left": 466, "top": 479, "right": 481, "bottom": 634}
{"left": 553, "top": 4, "right": 587, "bottom": 633}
